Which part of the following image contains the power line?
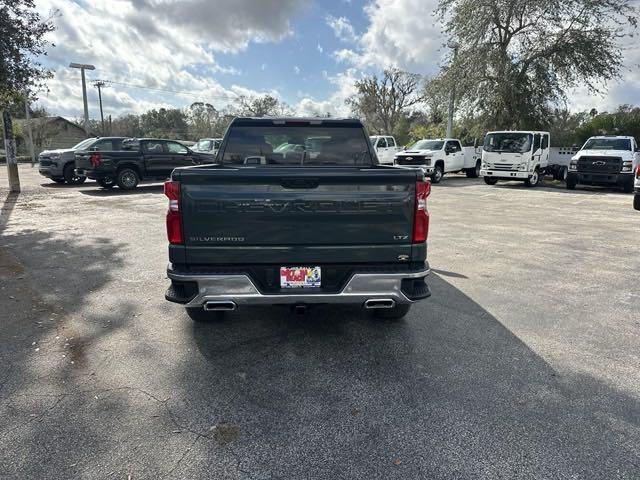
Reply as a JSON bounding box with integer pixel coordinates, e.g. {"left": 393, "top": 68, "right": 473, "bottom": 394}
{"left": 95, "top": 79, "right": 239, "bottom": 101}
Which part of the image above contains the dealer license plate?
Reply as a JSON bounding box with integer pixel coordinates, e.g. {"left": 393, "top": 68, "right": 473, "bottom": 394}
{"left": 280, "top": 266, "right": 321, "bottom": 288}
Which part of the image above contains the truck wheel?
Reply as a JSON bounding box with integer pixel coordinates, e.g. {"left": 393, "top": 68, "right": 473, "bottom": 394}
{"left": 634, "top": 194, "right": 640, "bottom": 211}
{"left": 524, "top": 168, "right": 540, "bottom": 187}
{"left": 559, "top": 167, "right": 568, "bottom": 182}
{"left": 185, "top": 307, "right": 225, "bottom": 322}
{"left": 372, "top": 303, "right": 411, "bottom": 320}
{"left": 466, "top": 160, "right": 481, "bottom": 178}
{"left": 52, "top": 177, "right": 66, "bottom": 184}
{"left": 63, "top": 163, "right": 87, "bottom": 185}
{"left": 430, "top": 164, "right": 444, "bottom": 184}
{"left": 566, "top": 179, "right": 576, "bottom": 190}
{"left": 97, "top": 177, "right": 115, "bottom": 189}
{"left": 117, "top": 168, "right": 139, "bottom": 190}
{"left": 483, "top": 177, "right": 498, "bottom": 185}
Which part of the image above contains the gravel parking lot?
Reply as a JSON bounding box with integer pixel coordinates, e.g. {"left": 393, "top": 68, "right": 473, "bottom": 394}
{"left": 1, "top": 164, "right": 639, "bottom": 479}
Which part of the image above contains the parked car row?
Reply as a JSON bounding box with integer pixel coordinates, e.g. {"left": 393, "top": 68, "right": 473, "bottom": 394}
{"left": 370, "top": 132, "right": 639, "bottom": 208}
{"left": 38, "top": 136, "right": 219, "bottom": 189}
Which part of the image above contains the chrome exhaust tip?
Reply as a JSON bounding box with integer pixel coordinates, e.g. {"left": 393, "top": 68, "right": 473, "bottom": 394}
{"left": 203, "top": 301, "right": 237, "bottom": 311}
{"left": 364, "top": 299, "right": 396, "bottom": 309}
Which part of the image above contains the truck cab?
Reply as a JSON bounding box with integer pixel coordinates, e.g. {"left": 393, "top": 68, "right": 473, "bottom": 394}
{"left": 567, "top": 136, "right": 639, "bottom": 192}
{"left": 394, "top": 138, "right": 480, "bottom": 183}
{"left": 634, "top": 165, "right": 640, "bottom": 210}
{"left": 480, "top": 131, "right": 550, "bottom": 187}
{"left": 370, "top": 135, "right": 402, "bottom": 165}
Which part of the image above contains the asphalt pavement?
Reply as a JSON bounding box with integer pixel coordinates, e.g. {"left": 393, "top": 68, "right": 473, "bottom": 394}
{"left": 1, "top": 165, "right": 639, "bottom": 479}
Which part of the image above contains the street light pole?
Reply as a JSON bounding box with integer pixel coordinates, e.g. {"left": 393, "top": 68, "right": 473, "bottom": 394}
{"left": 92, "top": 81, "right": 106, "bottom": 135}
{"left": 446, "top": 43, "right": 458, "bottom": 139}
{"left": 69, "top": 62, "right": 95, "bottom": 135}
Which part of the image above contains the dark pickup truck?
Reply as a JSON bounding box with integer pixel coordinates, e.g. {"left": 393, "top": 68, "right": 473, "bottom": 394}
{"left": 75, "top": 138, "right": 210, "bottom": 190}
{"left": 164, "top": 117, "right": 432, "bottom": 321}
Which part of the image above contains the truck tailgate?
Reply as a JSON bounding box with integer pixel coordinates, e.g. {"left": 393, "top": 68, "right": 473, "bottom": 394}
{"left": 176, "top": 167, "right": 419, "bottom": 265}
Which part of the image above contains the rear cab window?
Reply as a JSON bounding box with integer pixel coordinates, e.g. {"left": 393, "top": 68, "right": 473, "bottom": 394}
{"left": 386, "top": 137, "right": 396, "bottom": 147}
{"left": 142, "top": 141, "right": 165, "bottom": 154}
{"left": 221, "top": 122, "right": 373, "bottom": 167}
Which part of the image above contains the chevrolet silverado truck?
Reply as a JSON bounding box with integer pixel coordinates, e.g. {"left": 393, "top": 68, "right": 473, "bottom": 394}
{"left": 567, "top": 136, "right": 639, "bottom": 192}
{"left": 38, "top": 136, "right": 126, "bottom": 185}
{"left": 395, "top": 138, "right": 481, "bottom": 183}
{"left": 164, "top": 117, "right": 432, "bottom": 322}
{"left": 75, "top": 138, "right": 210, "bottom": 190}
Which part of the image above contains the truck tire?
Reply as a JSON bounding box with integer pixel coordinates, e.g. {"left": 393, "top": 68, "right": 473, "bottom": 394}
{"left": 430, "top": 163, "right": 444, "bottom": 184}
{"left": 466, "top": 160, "right": 481, "bottom": 178}
{"left": 185, "top": 307, "right": 225, "bottom": 322}
{"left": 372, "top": 303, "right": 411, "bottom": 320}
{"left": 97, "top": 177, "right": 115, "bottom": 189}
{"left": 117, "top": 168, "right": 140, "bottom": 190}
{"left": 63, "top": 163, "right": 87, "bottom": 185}
{"left": 483, "top": 177, "right": 498, "bottom": 185}
{"left": 558, "top": 167, "right": 568, "bottom": 182}
{"left": 524, "top": 168, "right": 541, "bottom": 187}
{"left": 634, "top": 194, "right": 640, "bottom": 211}
{"left": 52, "top": 177, "right": 66, "bottom": 184}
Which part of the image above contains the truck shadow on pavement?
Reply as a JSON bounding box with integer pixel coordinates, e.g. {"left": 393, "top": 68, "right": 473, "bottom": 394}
{"left": 79, "top": 184, "right": 165, "bottom": 197}
{"left": 180, "top": 274, "right": 639, "bottom": 479}
{"left": 0, "top": 224, "right": 138, "bottom": 478}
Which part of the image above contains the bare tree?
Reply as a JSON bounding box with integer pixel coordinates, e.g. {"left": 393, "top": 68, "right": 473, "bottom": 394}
{"left": 346, "top": 68, "right": 423, "bottom": 134}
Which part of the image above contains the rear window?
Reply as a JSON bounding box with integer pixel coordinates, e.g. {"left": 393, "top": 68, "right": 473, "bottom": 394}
{"left": 222, "top": 125, "right": 373, "bottom": 167}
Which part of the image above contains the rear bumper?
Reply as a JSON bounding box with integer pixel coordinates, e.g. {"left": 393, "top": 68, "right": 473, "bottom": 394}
{"left": 480, "top": 169, "right": 530, "bottom": 180}
{"left": 568, "top": 172, "right": 633, "bottom": 187}
{"left": 165, "top": 264, "right": 431, "bottom": 308}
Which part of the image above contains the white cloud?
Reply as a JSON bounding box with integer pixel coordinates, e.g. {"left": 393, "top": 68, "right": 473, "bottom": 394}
{"left": 294, "top": 68, "right": 360, "bottom": 117}
{"left": 33, "top": 0, "right": 309, "bottom": 118}
{"left": 330, "top": 0, "right": 444, "bottom": 74}
{"left": 294, "top": 66, "right": 301, "bottom": 75}
{"left": 317, "top": 43, "right": 324, "bottom": 54}
{"left": 326, "top": 15, "right": 357, "bottom": 43}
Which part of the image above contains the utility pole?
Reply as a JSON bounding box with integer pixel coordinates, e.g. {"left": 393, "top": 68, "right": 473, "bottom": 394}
{"left": 93, "top": 80, "right": 106, "bottom": 135}
{"left": 446, "top": 43, "right": 458, "bottom": 139}
{"left": 2, "top": 110, "right": 20, "bottom": 192}
{"left": 69, "top": 62, "right": 95, "bottom": 135}
{"left": 24, "top": 93, "right": 36, "bottom": 167}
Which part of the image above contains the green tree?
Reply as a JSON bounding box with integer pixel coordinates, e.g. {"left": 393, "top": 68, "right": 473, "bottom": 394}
{"left": 436, "top": 0, "right": 638, "bottom": 130}
{"left": 139, "top": 108, "right": 188, "bottom": 139}
{"left": 235, "top": 94, "right": 291, "bottom": 117}
{"left": 0, "top": 0, "right": 54, "bottom": 103}
{"left": 347, "top": 68, "right": 423, "bottom": 134}
{"left": 188, "top": 102, "right": 218, "bottom": 139}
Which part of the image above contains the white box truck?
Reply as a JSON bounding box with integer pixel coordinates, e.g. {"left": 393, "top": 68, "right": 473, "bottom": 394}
{"left": 480, "top": 131, "right": 550, "bottom": 187}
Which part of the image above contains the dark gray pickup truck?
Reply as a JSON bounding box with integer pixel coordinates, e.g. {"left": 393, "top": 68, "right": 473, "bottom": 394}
{"left": 164, "top": 117, "right": 432, "bottom": 321}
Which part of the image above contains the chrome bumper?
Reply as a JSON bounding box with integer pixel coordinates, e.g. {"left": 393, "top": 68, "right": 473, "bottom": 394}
{"left": 481, "top": 169, "right": 530, "bottom": 179}
{"left": 167, "top": 267, "right": 430, "bottom": 308}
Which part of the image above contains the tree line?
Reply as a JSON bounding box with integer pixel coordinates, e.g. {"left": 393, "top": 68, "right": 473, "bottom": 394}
{"left": 2, "top": 0, "right": 639, "bottom": 153}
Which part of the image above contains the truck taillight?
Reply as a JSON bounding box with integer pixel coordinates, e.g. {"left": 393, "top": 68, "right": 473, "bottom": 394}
{"left": 164, "top": 181, "right": 183, "bottom": 245}
{"left": 89, "top": 153, "right": 101, "bottom": 167}
{"left": 636, "top": 164, "right": 640, "bottom": 178}
{"left": 412, "top": 180, "right": 430, "bottom": 243}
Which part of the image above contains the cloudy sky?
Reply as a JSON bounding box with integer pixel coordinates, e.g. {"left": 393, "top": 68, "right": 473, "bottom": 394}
{"left": 33, "top": 0, "right": 640, "bottom": 121}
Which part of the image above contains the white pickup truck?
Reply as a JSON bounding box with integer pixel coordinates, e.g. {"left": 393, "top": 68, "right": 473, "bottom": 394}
{"left": 370, "top": 135, "right": 403, "bottom": 165}
{"left": 567, "top": 136, "right": 639, "bottom": 192}
{"left": 394, "top": 138, "right": 482, "bottom": 183}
